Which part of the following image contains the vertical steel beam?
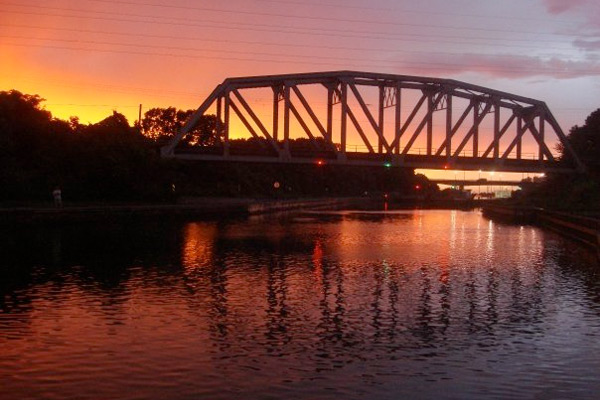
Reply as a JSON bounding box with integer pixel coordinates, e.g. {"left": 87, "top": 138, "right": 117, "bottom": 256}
{"left": 283, "top": 84, "right": 291, "bottom": 156}
{"left": 435, "top": 102, "right": 474, "bottom": 156}
{"left": 389, "top": 93, "right": 427, "bottom": 151}
{"left": 516, "top": 115, "right": 522, "bottom": 159}
{"left": 216, "top": 95, "right": 222, "bottom": 141}
{"left": 394, "top": 84, "right": 401, "bottom": 155}
{"left": 402, "top": 92, "right": 445, "bottom": 155}
{"left": 272, "top": 87, "right": 279, "bottom": 142}
{"left": 451, "top": 102, "right": 493, "bottom": 158}
{"left": 340, "top": 81, "right": 348, "bottom": 155}
{"left": 481, "top": 113, "right": 516, "bottom": 158}
{"left": 528, "top": 120, "right": 555, "bottom": 161}
{"left": 231, "top": 90, "right": 280, "bottom": 154}
{"left": 427, "top": 92, "right": 433, "bottom": 155}
{"left": 446, "top": 94, "right": 452, "bottom": 158}
{"left": 539, "top": 114, "right": 545, "bottom": 161}
{"left": 473, "top": 101, "right": 479, "bottom": 157}
{"left": 223, "top": 93, "right": 230, "bottom": 157}
{"left": 291, "top": 85, "right": 335, "bottom": 151}
{"left": 501, "top": 114, "right": 535, "bottom": 159}
{"left": 378, "top": 85, "right": 385, "bottom": 154}
{"left": 327, "top": 86, "right": 334, "bottom": 143}
{"left": 493, "top": 103, "right": 500, "bottom": 160}
{"left": 348, "top": 82, "right": 391, "bottom": 152}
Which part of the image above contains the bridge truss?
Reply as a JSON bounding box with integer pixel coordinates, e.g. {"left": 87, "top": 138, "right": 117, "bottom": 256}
{"left": 161, "top": 71, "right": 583, "bottom": 173}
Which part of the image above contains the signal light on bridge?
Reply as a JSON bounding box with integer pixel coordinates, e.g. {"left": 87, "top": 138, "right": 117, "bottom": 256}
{"left": 316, "top": 160, "right": 325, "bottom": 166}
{"left": 383, "top": 162, "right": 392, "bottom": 168}
{"left": 415, "top": 185, "right": 421, "bottom": 190}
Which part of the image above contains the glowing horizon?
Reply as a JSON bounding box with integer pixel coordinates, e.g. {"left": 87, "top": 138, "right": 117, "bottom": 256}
{"left": 1, "top": 0, "right": 598, "bottom": 180}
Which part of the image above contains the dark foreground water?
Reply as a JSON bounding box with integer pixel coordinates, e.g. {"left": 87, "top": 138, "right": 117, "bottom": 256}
{"left": 1, "top": 210, "right": 600, "bottom": 400}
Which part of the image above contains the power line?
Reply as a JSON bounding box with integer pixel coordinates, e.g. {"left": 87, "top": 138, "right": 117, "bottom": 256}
{"left": 5, "top": 21, "right": 572, "bottom": 51}
{"left": 7, "top": 76, "right": 203, "bottom": 99}
{"left": 2, "top": 24, "right": 578, "bottom": 54}
{"left": 5, "top": 34, "right": 584, "bottom": 66}
{"left": 78, "top": 0, "right": 586, "bottom": 38}
{"left": 4, "top": 2, "right": 582, "bottom": 44}
{"left": 257, "top": 0, "right": 586, "bottom": 24}
{"left": 2, "top": 40, "right": 598, "bottom": 77}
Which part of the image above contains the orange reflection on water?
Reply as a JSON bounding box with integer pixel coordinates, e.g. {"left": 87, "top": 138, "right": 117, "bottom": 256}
{"left": 312, "top": 240, "right": 323, "bottom": 285}
{"left": 182, "top": 222, "right": 217, "bottom": 271}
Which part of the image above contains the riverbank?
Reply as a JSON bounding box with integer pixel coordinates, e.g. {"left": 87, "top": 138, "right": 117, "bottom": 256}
{"left": 482, "top": 205, "right": 600, "bottom": 251}
{"left": 0, "top": 197, "right": 367, "bottom": 223}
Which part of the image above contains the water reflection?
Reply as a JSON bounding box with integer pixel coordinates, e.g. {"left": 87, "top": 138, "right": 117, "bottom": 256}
{"left": 1, "top": 211, "right": 600, "bottom": 399}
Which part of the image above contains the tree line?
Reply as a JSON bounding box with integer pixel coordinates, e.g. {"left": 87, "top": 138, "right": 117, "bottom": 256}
{"left": 517, "top": 108, "right": 600, "bottom": 210}
{"left": 0, "top": 90, "right": 435, "bottom": 204}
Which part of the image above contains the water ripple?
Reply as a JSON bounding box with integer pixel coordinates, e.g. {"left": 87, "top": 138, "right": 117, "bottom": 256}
{"left": 1, "top": 211, "right": 599, "bottom": 399}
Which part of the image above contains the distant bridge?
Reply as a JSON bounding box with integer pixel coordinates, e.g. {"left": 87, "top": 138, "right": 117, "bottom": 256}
{"left": 432, "top": 179, "right": 537, "bottom": 187}
{"left": 161, "top": 71, "right": 583, "bottom": 173}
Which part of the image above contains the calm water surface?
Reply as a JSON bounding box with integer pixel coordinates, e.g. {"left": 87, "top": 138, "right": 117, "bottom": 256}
{"left": 1, "top": 210, "right": 600, "bottom": 399}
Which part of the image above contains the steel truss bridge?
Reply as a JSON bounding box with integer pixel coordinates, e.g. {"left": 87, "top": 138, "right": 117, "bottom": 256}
{"left": 161, "top": 71, "right": 583, "bottom": 173}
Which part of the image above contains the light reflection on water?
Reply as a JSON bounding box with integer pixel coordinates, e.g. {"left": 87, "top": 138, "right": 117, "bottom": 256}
{"left": 1, "top": 210, "right": 600, "bottom": 400}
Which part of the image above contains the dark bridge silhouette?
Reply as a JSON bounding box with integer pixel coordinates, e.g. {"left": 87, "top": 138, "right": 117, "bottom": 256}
{"left": 161, "top": 71, "right": 583, "bottom": 173}
{"left": 432, "top": 179, "right": 538, "bottom": 187}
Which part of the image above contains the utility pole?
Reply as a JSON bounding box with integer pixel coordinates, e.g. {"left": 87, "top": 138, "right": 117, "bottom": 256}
{"left": 138, "top": 104, "right": 142, "bottom": 132}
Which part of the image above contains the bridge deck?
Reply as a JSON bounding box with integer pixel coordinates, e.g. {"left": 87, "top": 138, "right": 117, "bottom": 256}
{"left": 172, "top": 148, "right": 570, "bottom": 173}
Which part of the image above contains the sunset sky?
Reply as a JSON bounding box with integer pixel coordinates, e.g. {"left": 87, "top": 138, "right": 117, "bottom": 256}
{"left": 1, "top": 0, "right": 599, "bottom": 179}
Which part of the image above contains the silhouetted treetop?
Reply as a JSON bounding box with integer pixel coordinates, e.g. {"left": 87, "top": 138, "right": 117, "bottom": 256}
{"left": 140, "top": 107, "right": 222, "bottom": 146}
{"left": 559, "top": 108, "right": 600, "bottom": 170}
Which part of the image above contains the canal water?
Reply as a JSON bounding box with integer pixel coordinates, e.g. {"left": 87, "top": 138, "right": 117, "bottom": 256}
{"left": 1, "top": 210, "right": 600, "bottom": 399}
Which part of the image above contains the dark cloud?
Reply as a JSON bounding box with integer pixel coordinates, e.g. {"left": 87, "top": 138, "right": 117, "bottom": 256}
{"left": 542, "top": 0, "right": 586, "bottom": 14}
{"left": 573, "top": 39, "right": 600, "bottom": 51}
{"left": 397, "top": 53, "right": 600, "bottom": 79}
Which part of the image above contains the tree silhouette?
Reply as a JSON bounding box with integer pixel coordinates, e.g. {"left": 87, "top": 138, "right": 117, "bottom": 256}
{"left": 557, "top": 108, "right": 600, "bottom": 170}
{"left": 141, "top": 107, "right": 222, "bottom": 146}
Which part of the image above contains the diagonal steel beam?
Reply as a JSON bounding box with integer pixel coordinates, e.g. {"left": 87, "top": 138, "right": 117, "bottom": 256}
{"left": 288, "top": 101, "right": 320, "bottom": 150}
{"left": 451, "top": 101, "right": 493, "bottom": 159}
{"left": 435, "top": 102, "right": 475, "bottom": 156}
{"left": 291, "top": 85, "right": 338, "bottom": 153}
{"left": 501, "top": 113, "right": 536, "bottom": 159}
{"left": 527, "top": 119, "right": 555, "bottom": 161}
{"left": 333, "top": 87, "right": 374, "bottom": 153}
{"left": 232, "top": 89, "right": 281, "bottom": 154}
{"left": 544, "top": 108, "right": 585, "bottom": 171}
{"left": 162, "top": 83, "right": 226, "bottom": 155}
{"left": 481, "top": 113, "right": 517, "bottom": 158}
{"left": 389, "top": 92, "right": 428, "bottom": 150}
{"left": 346, "top": 106, "right": 375, "bottom": 153}
{"left": 228, "top": 100, "right": 269, "bottom": 150}
{"left": 402, "top": 92, "right": 446, "bottom": 155}
{"left": 348, "top": 82, "right": 391, "bottom": 153}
